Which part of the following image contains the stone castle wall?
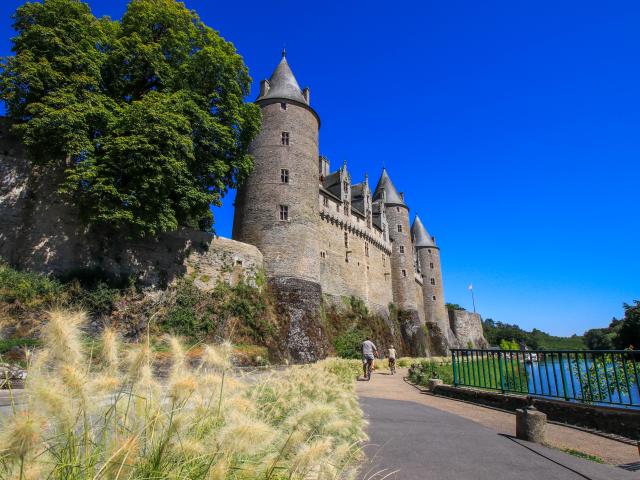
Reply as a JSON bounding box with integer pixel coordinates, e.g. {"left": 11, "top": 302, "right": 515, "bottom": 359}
{"left": 317, "top": 193, "right": 393, "bottom": 317}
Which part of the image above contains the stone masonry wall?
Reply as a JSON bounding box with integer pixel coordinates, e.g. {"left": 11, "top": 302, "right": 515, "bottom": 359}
{"left": 317, "top": 193, "right": 393, "bottom": 318}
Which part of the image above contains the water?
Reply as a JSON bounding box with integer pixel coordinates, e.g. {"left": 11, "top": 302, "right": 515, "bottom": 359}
{"left": 524, "top": 357, "right": 640, "bottom": 409}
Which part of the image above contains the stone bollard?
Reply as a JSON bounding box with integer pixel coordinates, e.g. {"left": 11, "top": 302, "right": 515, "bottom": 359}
{"left": 427, "top": 378, "right": 443, "bottom": 391}
{"left": 516, "top": 407, "right": 547, "bottom": 444}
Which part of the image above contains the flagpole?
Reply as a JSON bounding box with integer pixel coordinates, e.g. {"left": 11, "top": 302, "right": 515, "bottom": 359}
{"left": 468, "top": 284, "right": 476, "bottom": 313}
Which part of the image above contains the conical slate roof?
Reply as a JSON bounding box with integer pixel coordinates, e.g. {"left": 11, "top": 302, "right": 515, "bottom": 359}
{"left": 256, "top": 51, "right": 307, "bottom": 104}
{"left": 373, "top": 168, "right": 406, "bottom": 206}
{"left": 412, "top": 215, "right": 436, "bottom": 248}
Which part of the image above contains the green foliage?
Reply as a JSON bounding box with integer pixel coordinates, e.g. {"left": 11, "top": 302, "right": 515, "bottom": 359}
{"left": 158, "top": 278, "right": 276, "bottom": 344}
{"left": 0, "top": 261, "right": 64, "bottom": 308}
{"left": 1, "top": 0, "right": 261, "bottom": 236}
{"left": 615, "top": 301, "right": 640, "bottom": 349}
{"left": 446, "top": 303, "right": 465, "bottom": 311}
{"left": 583, "top": 328, "right": 615, "bottom": 350}
{"left": 562, "top": 449, "right": 604, "bottom": 464}
{"left": 0, "top": 338, "right": 42, "bottom": 354}
{"left": 583, "top": 301, "right": 640, "bottom": 350}
{"left": 325, "top": 297, "right": 403, "bottom": 359}
{"left": 483, "top": 318, "right": 585, "bottom": 350}
{"left": 499, "top": 338, "right": 519, "bottom": 350}
{"left": 466, "top": 340, "right": 474, "bottom": 349}
{"left": 409, "top": 360, "right": 454, "bottom": 385}
{"left": 0, "top": 260, "right": 121, "bottom": 314}
{"left": 333, "top": 328, "right": 368, "bottom": 359}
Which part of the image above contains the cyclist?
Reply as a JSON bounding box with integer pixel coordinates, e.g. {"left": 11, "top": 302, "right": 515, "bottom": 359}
{"left": 361, "top": 337, "right": 378, "bottom": 380}
{"left": 387, "top": 345, "right": 397, "bottom": 375}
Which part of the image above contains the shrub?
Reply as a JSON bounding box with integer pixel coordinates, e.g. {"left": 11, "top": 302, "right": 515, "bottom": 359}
{"left": 409, "top": 359, "right": 454, "bottom": 385}
{"left": 0, "top": 261, "right": 65, "bottom": 308}
{"left": 334, "top": 328, "right": 368, "bottom": 359}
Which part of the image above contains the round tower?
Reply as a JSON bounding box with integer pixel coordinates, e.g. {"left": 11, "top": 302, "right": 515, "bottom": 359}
{"left": 373, "top": 169, "right": 426, "bottom": 355}
{"left": 233, "top": 52, "right": 325, "bottom": 362}
{"left": 412, "top": 215, "right": 450, "bottom": 355}
{"left": 233, "top": 51, "right": 320, "bottom": 284}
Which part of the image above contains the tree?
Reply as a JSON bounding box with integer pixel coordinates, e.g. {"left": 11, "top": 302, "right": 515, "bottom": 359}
{"left": 445, "top": 303, "right": 465, "bottom": 311}
{"left": 0, "top": 0, "right": 261, "bottom": 236}
{"left": 614, "top": 301, "right": 640, "bottom": 350}
{"left": 583, "top": 328, "right": 614, "bottom": 350}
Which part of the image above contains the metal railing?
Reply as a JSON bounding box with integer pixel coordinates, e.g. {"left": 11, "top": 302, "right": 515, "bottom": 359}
{"left": 451, "top": 349, "right": 640, "bottom": 408}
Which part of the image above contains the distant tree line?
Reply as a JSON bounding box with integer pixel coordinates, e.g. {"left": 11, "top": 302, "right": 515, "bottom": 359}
{"left": 482, "top": 319, "right": 585, "bottom": 350}
{"left": 482, "top": 300, "right": 640, "bottom": 351}
{"left": 583, "top": 301, "right": 640, "bottom": 350}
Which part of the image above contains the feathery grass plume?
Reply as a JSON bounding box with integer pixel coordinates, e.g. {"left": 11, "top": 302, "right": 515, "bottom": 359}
{"left": 201, "top": 341, "right": 232, "bottom": 371}
{"left": 126, "top": 343, "right": 152, "bottom": 382}
{"left": 100, "top": 327, "right": 120, "bottom": 374}
{"left": 167, "top": 335, "right": 187, "bottom": 376}
{"left": 207, "top": 456, "right": 228, "bottom": 480}
{"left": 60, "top": 364, "right": 89, "bottom": 404}
{"left": 100, "top": 435, "right": 140, "bottom": 479}
{"left": 218, "top": 415, "right": 276, "bottom": 456}
{"left": 292, "top": 438, "right": 333, "bottom": 476}
{"left": 41, "top": 309, "right": 86, "bottom": 366}
{"left": 0, "top": 411, "right": 43, "bottom": 465}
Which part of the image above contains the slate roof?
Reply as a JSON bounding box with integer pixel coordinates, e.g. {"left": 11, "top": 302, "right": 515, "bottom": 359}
{"left": 412, "top": 215, "right": 436, "bottom": 248}
{"left": 373, "top": 168, "right": 406, "bottom": 207}
{"left": 256, "top": 51, "right": 308, "bottom": 104}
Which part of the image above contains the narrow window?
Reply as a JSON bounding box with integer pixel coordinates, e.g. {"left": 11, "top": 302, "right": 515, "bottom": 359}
{"left": 280, "top": 169, "right": 289, "bottom": 183}
{"left": 399, "top": 245, "right": 405, "bottom": 254}
{"left": 279, "top": 205, "right": 289, "bottom": 221}
{"left": 280, "top": 102, "right": 287, "bottom": 110}
{"left": 402, "top": 269, "right": 407, "bottom": 278}
{"left": 382, "top": 254, "right": 386, "bottom": 266}
{"left": 396, "top": 207, "right": 400, "bottom": 212}
{"left": 365, "top": 242, "right": 369, "bottom": 257}
{"left": 281, "top": 132, "right": 289, "bottom": 145}
{"left": 397, "top": 224, "right": 402, "bottom": 233}
{"left": 432, "top": 296, "right": 436, "bottom": 301}
{"left": 343, "top": 180, "right": 349, "bottom": 193}
{"left": 323, "top": 197, "right": 329, "bottom": 207}
{"left": 344, "top": 202, "right": 349, "bottom": 215}
{"left": 344, "top": 232, "right": 348, "bottom": 248}
{"left": 430, "top": 278, "right": 435, "bottom": 285}
{"left": 430, "top": 262, "right": 434, "bottom": 269}
{"left": 320, "top": 251, "right": 326, "bottom": 259}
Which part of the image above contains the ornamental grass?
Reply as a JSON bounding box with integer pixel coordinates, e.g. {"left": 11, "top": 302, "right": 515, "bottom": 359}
{"left": 0, "top": 309, "right": 366, "bottom": 479}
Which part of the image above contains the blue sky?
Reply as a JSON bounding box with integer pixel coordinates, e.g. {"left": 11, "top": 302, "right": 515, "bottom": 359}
{"left": 1, "top": 0, "right": 638, "bottom": 336}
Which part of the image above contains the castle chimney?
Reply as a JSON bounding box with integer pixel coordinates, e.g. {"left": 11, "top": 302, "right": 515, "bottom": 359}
{"left": 302, "top": 87, "right": 310, "bottom": 104}
{"left": 400, "top": 192, "right": 405, "bottom": 201}
{"left": 260, "top": 79, "right": 270, "bottom": 97}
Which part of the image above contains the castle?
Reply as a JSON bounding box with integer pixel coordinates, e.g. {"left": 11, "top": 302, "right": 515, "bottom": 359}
{"left": 0, "top": 51, "right": 486, "bottom": 361}
{"left": 232, "top": 52, "right": 486, "bottom": 357}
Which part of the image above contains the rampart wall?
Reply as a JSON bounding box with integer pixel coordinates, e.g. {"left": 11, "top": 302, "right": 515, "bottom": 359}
{"left": 317, "top": 192, "right": 393, "bottom": 317}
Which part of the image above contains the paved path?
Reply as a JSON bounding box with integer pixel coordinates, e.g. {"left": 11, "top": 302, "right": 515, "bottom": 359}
{"left": 357, "top": 369, "right": 639, "bottom": 480}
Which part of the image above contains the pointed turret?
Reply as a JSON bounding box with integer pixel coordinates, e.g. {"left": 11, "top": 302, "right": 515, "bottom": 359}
{"left": 373, "top": 168, "right": 406, "bottom": 207}
{"left": 412, "top": 215, "right": 436, "bottom": 248}
{"left": 257, "top": 50, "right": 308, "bottom": 104}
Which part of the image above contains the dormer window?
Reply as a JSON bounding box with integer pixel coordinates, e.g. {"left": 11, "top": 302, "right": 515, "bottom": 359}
{"left": 281, "top": 132, "right": 289, "bottom": 145}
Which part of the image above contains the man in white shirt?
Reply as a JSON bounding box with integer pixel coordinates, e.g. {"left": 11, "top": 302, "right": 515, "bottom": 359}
{"left": 361, "top": 337, "right": 377, "bottom": 380}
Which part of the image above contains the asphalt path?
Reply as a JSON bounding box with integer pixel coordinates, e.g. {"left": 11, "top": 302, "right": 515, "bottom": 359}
{"left": 359, "top": 395, "right": 638, "bottom": 480}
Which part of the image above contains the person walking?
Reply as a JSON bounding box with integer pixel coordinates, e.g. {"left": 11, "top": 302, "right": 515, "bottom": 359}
{"left": 361, "top": 337, "right": 378, "bottom": 380}
{"left": 387, "top": 345, "right": 397, "bottom": 374}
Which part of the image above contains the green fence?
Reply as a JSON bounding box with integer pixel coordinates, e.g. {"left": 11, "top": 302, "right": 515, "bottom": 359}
{"left": 451, "top": 349, "right": 640, "bottom": 408}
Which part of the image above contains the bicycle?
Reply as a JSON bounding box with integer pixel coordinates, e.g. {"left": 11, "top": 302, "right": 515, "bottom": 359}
{"left": 389, "top": 357, "right": 396, "bottom": 375}
{"left": 364, "top": 357, "right": 374, "bottom": 381}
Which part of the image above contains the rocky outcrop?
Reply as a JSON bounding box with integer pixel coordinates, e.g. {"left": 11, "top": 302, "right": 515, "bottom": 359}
{"left": 448, "top": 310, "right": 489, "bottom": 349}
